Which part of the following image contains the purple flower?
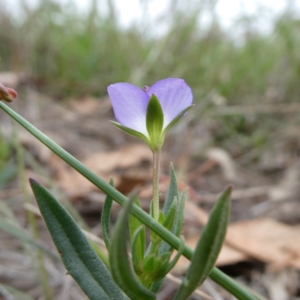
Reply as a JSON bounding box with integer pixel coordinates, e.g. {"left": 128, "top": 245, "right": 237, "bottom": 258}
{"left": 107, "top": 78, "right": 193, "bottom": 150}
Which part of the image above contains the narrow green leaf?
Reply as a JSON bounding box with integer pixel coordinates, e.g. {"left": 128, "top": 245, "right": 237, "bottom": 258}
{"left": 109, "top": 196, "right": 156, "bottom": 300}
{"left": 158, "top": 190, "right": 187, "bottom": 255}
{"left": 30, "top": 179, "right": 126, "bottom": 300}
{"left": 174, "top": 189, "right": 187, "bottom": 237}
{"left": 162, "top": 196, "right": 178, "bottom": 231}
{"left": 155, "top": 164, "right": 181, "bottom": 255}
{"left": 162, "top": 163, "right": 179, "bottom": 215}
{"left": 146, "top": 94, "right": 164, "bottom": 150}
{"left": 101, "top": 179, "right": 114, "bottom": 250}
{"left": 129, "top": 196, "right": 146, "bottom": 269}
{"left": 173, "top": 186, "right": 232, "bottom": 300}
{"left": 149, "top": 200, "right": 165, "bottom": 243}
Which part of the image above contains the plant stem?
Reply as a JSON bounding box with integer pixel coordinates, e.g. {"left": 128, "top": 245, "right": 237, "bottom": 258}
{"left": 0, "top": 101, "right": 258, "bottom": 300}
{"left": 152, "top": 150, "right": 161, "bottom": 220}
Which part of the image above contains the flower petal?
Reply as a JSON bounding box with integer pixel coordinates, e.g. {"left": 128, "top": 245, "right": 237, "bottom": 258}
{"left": 107, "top": 83, "right": 149, "bottom": 136}
{"left": 147, "top": 78, "right": 193, "bottom": 129}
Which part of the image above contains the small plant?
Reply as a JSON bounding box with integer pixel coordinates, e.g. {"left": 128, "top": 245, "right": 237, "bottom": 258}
{"left": 0, "top": 81, "right": 261, "bottom": 300}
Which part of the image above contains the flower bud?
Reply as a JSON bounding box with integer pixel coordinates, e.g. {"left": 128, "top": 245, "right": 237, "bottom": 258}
{"left": 0, "top": 84, "right": 18, "bottom": 102}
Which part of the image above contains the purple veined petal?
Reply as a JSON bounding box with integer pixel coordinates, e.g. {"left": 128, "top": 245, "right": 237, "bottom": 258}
{"left": 107, "top": 83, "right": 150, "bottom": 136}
{"left": 147, "top": 78, "right": 193, "bottom": 129}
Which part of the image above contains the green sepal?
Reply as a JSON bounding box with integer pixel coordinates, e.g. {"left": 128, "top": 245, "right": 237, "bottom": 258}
{"left": 111, "top": 121, "right": 150, "bottom": 145}
{"left": 101, "top": 178, "right": 114, "bottom": 250}
{"left": 146, "top": 94, "right": 164, "bottom": 150}
{"left": 109, "top": 195, "right": 156, "bottom": 300}
{"left": 162, "top": 105, "right": 194, "bottom": 135}
{"left": 29, "top": 179, "right": 125, "bottom": 300}
{"left": 173, "top": 186, "right": 232, "bottom": 300}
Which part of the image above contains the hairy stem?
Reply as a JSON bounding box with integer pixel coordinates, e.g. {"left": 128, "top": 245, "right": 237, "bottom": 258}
{"left": 152, "top": 150, "right": 161, "bottom": 220}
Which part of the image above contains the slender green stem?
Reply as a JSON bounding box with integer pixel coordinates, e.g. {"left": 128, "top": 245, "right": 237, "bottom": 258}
{"left": 152, "top": 150, "right": 161, "bottom": 220}
{"left": 0, "top": 101, "right": 258, "bottom": 300}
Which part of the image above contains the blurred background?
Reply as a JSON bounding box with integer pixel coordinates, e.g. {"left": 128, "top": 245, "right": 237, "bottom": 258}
{"left": 1, "top": 0, "right": 300, "bottom": 299}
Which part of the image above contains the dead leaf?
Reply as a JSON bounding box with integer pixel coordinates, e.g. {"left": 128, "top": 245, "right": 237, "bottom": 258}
{"left": 226, "top": 219, "right": 300, "bottom": 271}
{"left": 183, "top": 201, "right": 300, "bottom": 272}
{"left": 173, "top": 200, "right": 250, "bottom": 273}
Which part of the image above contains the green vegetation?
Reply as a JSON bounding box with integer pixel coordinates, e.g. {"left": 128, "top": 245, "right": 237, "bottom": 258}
{"left": 1, "top": 0, "right": 300, "bottom": 171}
{"left": 1, "top": 1, "right": 300, "bottom": 299}
{"left": 1, "top": 1, "right": 300, "bottom": 104}
{"left": 1, "top": 0, "right": 300, "bottom": 168}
